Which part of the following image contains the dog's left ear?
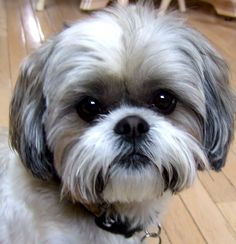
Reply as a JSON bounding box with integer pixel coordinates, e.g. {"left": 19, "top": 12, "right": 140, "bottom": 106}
{"left": 199, "top": 41, "right": 236, "bottom": 171}
{"left": 9, "top": 40, "right": 55, "bottom": 180}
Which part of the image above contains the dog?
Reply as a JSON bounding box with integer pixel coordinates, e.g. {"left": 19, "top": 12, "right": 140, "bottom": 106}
{"left": 0, "top": 3, "right": 235, "bottom": 244}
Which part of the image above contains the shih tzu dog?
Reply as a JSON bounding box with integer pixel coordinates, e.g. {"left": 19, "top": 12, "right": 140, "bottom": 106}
{"left": 0, "top": 3, "right": 235, "bottom": 244}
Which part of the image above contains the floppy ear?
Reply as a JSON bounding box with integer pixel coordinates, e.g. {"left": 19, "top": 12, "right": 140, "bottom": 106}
{"left": 9, "top": 41, "right": 56, "bottom": 180}
{"left": 201, "top": 48, "right": 236, "bottom": 171}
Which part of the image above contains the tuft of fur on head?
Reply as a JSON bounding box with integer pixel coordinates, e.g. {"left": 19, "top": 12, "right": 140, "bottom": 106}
{"left": 9, "top": 3, "right": 236, "bottom": 230}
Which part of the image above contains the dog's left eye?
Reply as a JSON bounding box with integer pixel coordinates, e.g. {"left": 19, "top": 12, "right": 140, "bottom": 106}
{"left": 152, "top": 89, "right": 177, "bottom": 115}
{"left": 76, "top": 97, "right": 103, "bottom": 122}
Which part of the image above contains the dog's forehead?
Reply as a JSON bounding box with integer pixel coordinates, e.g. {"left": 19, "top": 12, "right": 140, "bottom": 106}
{"left": 56, "top": 8, "right": 172, "bottom": 77}
{"left": 44, "top": 7, "right": 205, "bottom": 114}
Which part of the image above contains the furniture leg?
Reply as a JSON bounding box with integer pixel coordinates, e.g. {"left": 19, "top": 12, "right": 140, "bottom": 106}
{"left": 36, "top": 0, "right": 46, "bottom": 11}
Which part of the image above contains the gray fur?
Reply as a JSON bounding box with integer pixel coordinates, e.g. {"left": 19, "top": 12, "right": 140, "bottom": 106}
{"left": 9, "top": 41, "right": 56, "bottom": 180}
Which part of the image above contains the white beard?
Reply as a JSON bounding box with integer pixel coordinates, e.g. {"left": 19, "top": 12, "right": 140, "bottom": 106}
{"left": 0, "top": 130, "right": 170, "bottom": 244}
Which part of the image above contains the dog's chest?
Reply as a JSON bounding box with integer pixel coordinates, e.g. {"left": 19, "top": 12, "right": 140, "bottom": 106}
{"left": 0, "top": 149, "right": 140, "bottom": 244}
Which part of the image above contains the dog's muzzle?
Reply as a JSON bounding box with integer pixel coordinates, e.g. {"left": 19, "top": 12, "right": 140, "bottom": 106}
{"left": 113, "top": 115, "right": 151, "bottom": 169}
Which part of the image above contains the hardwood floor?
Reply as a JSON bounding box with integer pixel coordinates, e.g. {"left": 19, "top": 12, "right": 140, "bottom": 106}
{"left": 0, "top": 0, "right": 236, "bottom": 243}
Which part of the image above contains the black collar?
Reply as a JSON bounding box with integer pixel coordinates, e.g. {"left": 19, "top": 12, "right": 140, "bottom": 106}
{"left": 81, "top": 203, "right": 162, "bottom": 241}
{"left": 95, "top": 212, "right": 142, "bottom": 238}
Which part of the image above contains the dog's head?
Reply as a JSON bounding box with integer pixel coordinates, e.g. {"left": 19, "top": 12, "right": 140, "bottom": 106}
{"left": 9, "top": 4, "right": 235, "bottom": 232}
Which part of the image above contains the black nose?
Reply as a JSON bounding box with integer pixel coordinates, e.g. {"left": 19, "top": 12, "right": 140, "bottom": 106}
{"left": 114, "top": 115, "right": 149, "bottom": 138}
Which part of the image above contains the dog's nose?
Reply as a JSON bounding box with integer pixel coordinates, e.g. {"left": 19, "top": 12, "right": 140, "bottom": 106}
{"left": 114, "top": 115, "right": 149, "bottom": 138}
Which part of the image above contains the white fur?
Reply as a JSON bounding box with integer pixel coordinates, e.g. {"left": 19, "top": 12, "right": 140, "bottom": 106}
{"left": 0, "top": 131, "right": 144, "bottom": 243}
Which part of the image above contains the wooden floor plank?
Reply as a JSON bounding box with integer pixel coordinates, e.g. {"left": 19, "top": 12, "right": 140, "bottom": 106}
{"left": 223, "top": 151, "right": 236, "bottom": 189}
{"left": 0, "top": 0, "right": 9, "bottom": 86}
{"left": 218, "top": 201, "right": 236, "bottom": 233}
{"left": 198, "top": 170, "right": 236, "bottom": 204}
{"left": 181, "top": 180, "right": 236, "bottom": 244}
{"left": 0, "top": 0, "right": 11, "bottom": 127}
{"left": 31, "top": 0, "right": 55, "bottom": 41}
{"left": 57, "top": 0, "right": 87, "bottom": 22}
{"left": 163, "top": 195, "right": 206, "bottom": 244}
{"left": 69, "top": 0, "right": 91, "bottom": 20}
{"left": 231, "top": 139, "right": 236, "bottom": 154}
{"left": 29, "top": 0, "right": 52, "bottom": 42}
{"left": 44, "top": 0, "right": 64, "bottom": 33}
{"left": 19, "top": 0, "right": 42, "bottom": 53}
{"left": 159, "top": 228, "right": 171, "bottom": 244}
{"left": 6, "top": 0, "right": 27, "bottom": 87}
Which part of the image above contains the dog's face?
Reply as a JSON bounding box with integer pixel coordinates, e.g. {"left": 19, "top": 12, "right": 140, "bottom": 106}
{"left": 10, "top": 5, "right": 235, "bottom": 230}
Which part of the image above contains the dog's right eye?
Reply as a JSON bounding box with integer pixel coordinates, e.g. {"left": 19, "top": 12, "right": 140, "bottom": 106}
{"left": 76, "top": 97, "right": 103, "bottom": 122}
{"left": 152, "top": 89, "right": 177, "bottom": 115}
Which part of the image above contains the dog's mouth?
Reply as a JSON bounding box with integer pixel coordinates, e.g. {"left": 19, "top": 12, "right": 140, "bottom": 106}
{"left": 115, "top": 153, "right": 151, "bottom": 169}
{"left": 95, "top": 153, "right": 151, "bottom": 194}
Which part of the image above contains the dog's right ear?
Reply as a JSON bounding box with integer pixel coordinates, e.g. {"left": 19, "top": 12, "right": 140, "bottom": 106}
{"left": 9, "top": 41, "right": 56, "bottom": 180}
